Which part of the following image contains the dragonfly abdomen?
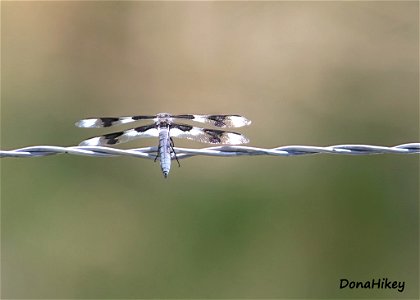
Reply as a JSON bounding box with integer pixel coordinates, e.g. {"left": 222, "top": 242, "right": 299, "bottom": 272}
{"left": 158, "top": 128, "right": 172, "bottom": 178}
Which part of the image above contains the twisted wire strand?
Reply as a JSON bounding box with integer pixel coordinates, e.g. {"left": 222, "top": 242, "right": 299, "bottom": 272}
{"left": 1, "top": 143, "right": 419, "bottom": 160}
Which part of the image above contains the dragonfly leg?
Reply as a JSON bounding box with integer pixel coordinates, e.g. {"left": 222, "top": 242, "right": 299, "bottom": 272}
{"left": 154, "top": 145, "right": 161, "bottom": 162}
{"left": 170, "top": 137, "right": 180, "bottom": 167}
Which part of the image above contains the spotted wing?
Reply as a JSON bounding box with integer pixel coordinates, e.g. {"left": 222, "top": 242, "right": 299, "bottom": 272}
{"left": 170, "top": 124, "right": 249, "bottom": 144}
{"left": 171, "top": 114, "right": 251, "bottom": 128}
{"left": 75, "top": 115, "right": 157, "bottom": 128}
{"left": 75, "top": 114, "right": 251, "bottom": 129}
{"left": 78, "top": 124, "right": 159, "bottom": 146}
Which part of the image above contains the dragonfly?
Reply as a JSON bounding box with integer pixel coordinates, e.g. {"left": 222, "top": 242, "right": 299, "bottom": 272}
{"left": 75, "top": 113, "right": 251, "bottom": 178}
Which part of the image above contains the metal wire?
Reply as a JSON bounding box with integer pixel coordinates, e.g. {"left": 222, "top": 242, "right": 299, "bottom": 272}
{"left": 1, "top": 143, "right": 419, "bottom": 160}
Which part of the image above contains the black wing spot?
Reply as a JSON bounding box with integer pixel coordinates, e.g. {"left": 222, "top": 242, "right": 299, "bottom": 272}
{"left": 103, "top": 132, "right": 124, "bottom": 144}
{"left": 100, "top": 117, "right": 120, "bottom": 127}
{"left": 172, "top": 124, "right": 193, "bottom": 132}
{"left": 208, "top": 115, "right": 228, "bottom": 127}
{"left": 132, "top": 115, "right": 156, "bottom": 120}
{"left": 173, "top": 114, "right": 195, "bottom": 120}
{"left": 204, "top": 129, "right": 224, "bottom": 143}
{"left": 134, "top": 124, "right": 157, "bottom": 132}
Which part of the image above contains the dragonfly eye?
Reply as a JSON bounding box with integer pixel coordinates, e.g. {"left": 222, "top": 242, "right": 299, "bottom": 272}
{"left": 157, "top": 113, "right": 171, "bottom": 118}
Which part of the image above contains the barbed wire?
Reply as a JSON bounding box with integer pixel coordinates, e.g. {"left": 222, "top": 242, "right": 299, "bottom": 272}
{"left": 1, "top": 143, "right": 419, "bottom": 160}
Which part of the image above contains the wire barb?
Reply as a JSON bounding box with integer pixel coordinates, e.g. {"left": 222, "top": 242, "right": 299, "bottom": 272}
{"left": 1, "top": 143, "right": 419, "bottom": 159}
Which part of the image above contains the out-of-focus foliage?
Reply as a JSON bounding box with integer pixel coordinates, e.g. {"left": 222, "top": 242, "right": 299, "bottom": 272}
{"left": 2, "top": 2, "right": 418, "bottom": 298}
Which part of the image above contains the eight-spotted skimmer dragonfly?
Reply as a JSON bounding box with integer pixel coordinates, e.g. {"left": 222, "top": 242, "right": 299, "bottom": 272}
{"left": 76, "top": 113, "right": 251, "bottom": 178}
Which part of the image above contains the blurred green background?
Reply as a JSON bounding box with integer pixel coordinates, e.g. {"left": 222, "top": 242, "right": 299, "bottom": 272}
{"left": 1, "top": 1, "right": 418, "bottom": 299}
